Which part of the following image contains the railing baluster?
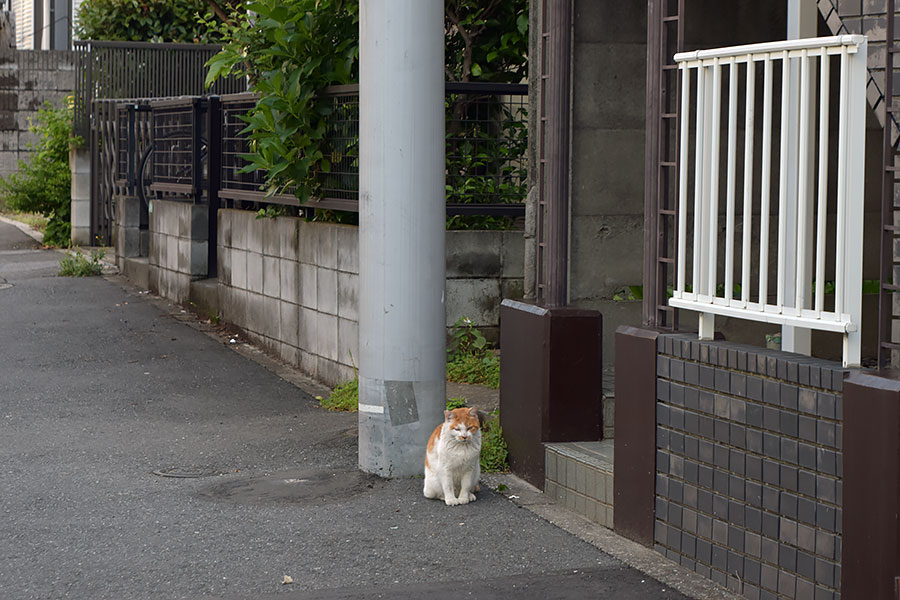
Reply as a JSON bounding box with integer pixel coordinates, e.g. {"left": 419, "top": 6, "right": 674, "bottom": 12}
{"left": 725, "top": 59, "right": 738, "bottom": 305}
{"left": 693, "top": 64, "right": 707, "bottom": 298}
{"left": 677, "top": 63, "right": 690, "bottom": 294}
{"left": 796, "top": 49, "right": 812, "bottom": 313}
{"left": 759, "top": 55, "right": 774, "bottom": 309}
{"left": 777, "top": 50, "right": 791, "bottom": 312}
{"left": 742, "top": 56, "right": 755, "bottom": 305}
{"left": 815, "top": 51, "right": 830, "bottom": 315}
{"left": 707, "top": 58, "right": 722, "bottom": 300}
{"left": 835, "top": 46, "right": 849, "bottom": 317}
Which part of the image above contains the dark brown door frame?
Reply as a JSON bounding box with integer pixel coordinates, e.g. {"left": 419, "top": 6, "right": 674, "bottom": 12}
{"left": 643, "top": 0, "right": 684, "bottom": 329}
{"left": 536, "top": 0, "right": 573, "bottom": 308}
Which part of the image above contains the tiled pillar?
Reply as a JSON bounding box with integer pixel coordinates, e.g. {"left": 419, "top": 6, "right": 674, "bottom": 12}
{"left": 613, "top": 325, "right": 658, "bottom": 546}
{"left": 842, "top": 371, "right": 900, "bottom": 599}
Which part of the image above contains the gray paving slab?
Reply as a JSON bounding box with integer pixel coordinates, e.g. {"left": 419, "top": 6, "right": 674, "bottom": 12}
{"left": 0, "top": 219, "right": 687, "bottom": 600}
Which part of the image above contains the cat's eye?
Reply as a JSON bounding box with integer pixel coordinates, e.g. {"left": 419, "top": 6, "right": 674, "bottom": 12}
{"left": 468, "top": 427, "right": 477, "bottom": 431}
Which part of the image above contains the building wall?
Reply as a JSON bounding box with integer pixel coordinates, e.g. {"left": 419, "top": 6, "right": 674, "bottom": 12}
{"left": 11, "top": 0, "right": 73, "bottom": 50}
{"left": 566, "top": 0, "right": 647, "bottom": 370}
{"left": 654, "top": 334, "right": 845, "bottom": 600}
{"left": 566, "top": 1, "right": 791, "bottom": 369}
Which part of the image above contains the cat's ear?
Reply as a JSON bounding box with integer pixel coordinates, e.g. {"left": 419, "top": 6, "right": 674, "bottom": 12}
{"left": 444, "top": 410, "right": 453, "bottom": 421}
{"left": 467, "top": 406, "right": 478, "bottom": 417}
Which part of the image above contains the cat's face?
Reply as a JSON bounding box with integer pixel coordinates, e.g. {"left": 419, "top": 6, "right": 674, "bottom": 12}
{"left": 444, "top": 407, "right": 480, "bottom": 443}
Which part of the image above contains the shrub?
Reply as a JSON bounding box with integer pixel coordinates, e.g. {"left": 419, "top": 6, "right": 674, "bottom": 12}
{"left": 0, "top": 103, "right": 78, "bottom": 247}
{"left": 205, "top": 0, "right": 528, "bottom": 210}
{"left": 74, "top": 0, "right": 233, "bottom": 42}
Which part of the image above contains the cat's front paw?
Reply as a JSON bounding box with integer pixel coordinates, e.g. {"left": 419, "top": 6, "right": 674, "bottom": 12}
{"left": 466, "top": 492, "right": 477, "bottom": 502}
{"left": 445, "top": 497, "right": 462, "bottom": 506}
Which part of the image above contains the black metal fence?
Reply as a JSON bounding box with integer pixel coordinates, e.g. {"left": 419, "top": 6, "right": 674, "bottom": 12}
{"left": 91, "top": 81, "right": 528, "bottom": 241}
{"left": 214, "top": 82, "right": 528, "bottom": 216}
{"left": 75, "top": 41, "right": 246, "bottom": 138}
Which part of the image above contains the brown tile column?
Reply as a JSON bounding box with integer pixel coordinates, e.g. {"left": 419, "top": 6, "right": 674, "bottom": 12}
{"left": 842, "top": 370, "right": 900, "bottom": 599}
{"left": 613, "top": 325, "right": 658, "bottom": 546}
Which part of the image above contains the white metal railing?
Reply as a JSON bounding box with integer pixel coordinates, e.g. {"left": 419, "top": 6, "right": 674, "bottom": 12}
{"left": 671, "top": 36, "right": 867, "bottom": 367}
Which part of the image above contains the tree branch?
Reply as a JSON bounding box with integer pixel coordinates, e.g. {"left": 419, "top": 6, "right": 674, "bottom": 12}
{"left": 205, "top": 0, "right": 233, "bottom": 24}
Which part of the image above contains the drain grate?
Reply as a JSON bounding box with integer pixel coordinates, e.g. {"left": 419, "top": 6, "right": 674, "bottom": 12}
{"left": 152, "top": 466, "right": 225, "bottom": 479}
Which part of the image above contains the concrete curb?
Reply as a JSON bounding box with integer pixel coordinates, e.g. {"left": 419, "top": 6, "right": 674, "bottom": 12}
{"left": 482, "top": 472, "right": 742, "bottom": 600}
{"left": 0, "top": 214, "right": 44, "bottom": 244}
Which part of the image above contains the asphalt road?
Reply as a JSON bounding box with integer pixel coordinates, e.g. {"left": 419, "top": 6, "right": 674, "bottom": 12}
{"left": 0, "top": 220, "right": 687, "bottom": 600}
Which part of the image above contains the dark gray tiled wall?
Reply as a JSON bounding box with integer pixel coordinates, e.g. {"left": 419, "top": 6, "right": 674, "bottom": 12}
{"left": 654, "top": 334, "right": 846, "bottom": 600}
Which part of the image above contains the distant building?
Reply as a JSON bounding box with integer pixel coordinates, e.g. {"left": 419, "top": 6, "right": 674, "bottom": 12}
{"left": 8, "top": 0, "right": 81, "bottom": 50}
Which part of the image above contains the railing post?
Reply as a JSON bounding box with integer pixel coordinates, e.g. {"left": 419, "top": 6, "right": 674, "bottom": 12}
{"left": 841, "top": 39, "right": 867, "bottom": 367}
{"left": 207, "top": 96, "right": 222, "bottom": 278}
{"left": 699, "top": 313, "right": 715, "bottom": 341}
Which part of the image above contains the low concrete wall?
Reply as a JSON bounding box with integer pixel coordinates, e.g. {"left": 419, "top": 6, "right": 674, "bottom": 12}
{"left": 214, "top": 209, "right": 524, "bottom": 386}
{"left": 147, "top": 199, "right": 208, "bottom": 305}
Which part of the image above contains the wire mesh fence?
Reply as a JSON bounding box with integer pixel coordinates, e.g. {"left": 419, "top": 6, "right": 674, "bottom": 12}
{"left": 89, "top": 81, "right": 528, "bottom": 240}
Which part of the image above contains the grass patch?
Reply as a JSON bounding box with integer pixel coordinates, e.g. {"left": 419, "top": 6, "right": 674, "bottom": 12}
{"left": 479, "top": 410, "right": 508, "bottom": 473}
{"left": 1, "top": 210, "right": 48, "bottom": 232}
{"left": 447, "top": 353, "right": 500, "bottom": 388}
{"left": 320, "top": 377, "right": 358, "bottom": 412}
{"left": 58, "top": 248, "right": 104, "bottom": 276}
{"left": 445, "top": 397, "right": 468, "bottom": 410}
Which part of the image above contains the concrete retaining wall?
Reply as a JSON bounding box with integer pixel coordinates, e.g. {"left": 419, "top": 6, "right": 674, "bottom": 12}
{"left": 0, "top": 49, "right": 74, "bottom": 178}
{"left": 147, "top": 199, "right": 208, "bottom": 305}
{"left": 212, "top": 209, "right": 524, "bottom": 386}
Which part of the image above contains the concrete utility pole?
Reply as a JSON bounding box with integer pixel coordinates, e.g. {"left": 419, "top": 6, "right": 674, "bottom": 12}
{"left": 357, "top": 0, "right": 446, "bottom": 477}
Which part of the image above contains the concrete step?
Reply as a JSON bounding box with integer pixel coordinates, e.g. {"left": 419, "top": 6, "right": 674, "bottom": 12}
{"left": 544, "top": 440, "right": 614, "bottom": 529}
{"left": 121, "top": 256, "right": 149, "bottom": 289}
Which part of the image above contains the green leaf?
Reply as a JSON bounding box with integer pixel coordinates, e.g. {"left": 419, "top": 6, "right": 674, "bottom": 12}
{"left": 516, "top": 13, "right": 528, "bottom": 35}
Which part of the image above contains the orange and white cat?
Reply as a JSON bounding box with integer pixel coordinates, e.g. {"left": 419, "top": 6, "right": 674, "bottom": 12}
{"left": 423, "top": 407, "right": 481, "bottom": 506}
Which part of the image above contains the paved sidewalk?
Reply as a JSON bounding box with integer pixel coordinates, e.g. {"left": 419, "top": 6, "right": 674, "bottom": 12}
{"left": 0, "top": 219, "right": 696, "bottom": 600}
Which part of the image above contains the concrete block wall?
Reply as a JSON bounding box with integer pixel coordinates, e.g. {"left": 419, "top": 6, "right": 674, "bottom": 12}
{"left": 445, "top": 230, "right": 525, "bottom": 341}
{"left": 114, "top": 195, "right": 147, "bottom": 265}
{"left": 654, "top": 334, "right": 847, "bottom": 600}
{"left": 148, "top": 199, "right": 208, "bottom": 305}
{"left": 216, "top": 209, "right": 525, "bottom": 387}
{"left": 217, "top": 209, "right": 359, "bottom": 386}
{"left": 0, "top": 49, "right": 74, "bottom": 180}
